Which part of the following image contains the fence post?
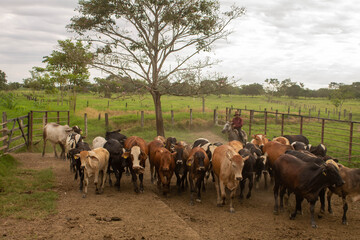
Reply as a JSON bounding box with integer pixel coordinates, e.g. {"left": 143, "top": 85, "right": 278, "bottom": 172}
{"left": 328, "top": 111, "right": 330, "bottom": 119}
{"left": 281, "top": 114, "right": 284, "bottom": 136}
{"left": 349, "top": 113, "right": 352, "bottom": 121}
{"left": 249, "top": 110, "right": 253, "bottom": 137}
{"left": 84, "top": 113, "right": 88, "bottom": 138}
{"left": 141, "top": 111, "right": 144, "bottom": 128}
{"left": 349, "top": 122, "right": 353, "bottom": 162}
{"left": 42, "top": 115, "right": 46, "bottom": 128}
{"left": 300, "top": 116, "right": 303, "bottom": 135}
{"left": 171, "top": 110, "right": 174, "bottom": 126}
{"left": 2, "top": 112, "right": 7, "bottom": 149}
{"left": 45, "top": 111, "right": 48, "bottom": 125}
{"left": 321, "top": 119, "right": 325, "bottom": 144}
{"left": 264, "top": 111, "right": 268, "bottom": 135}
{"left": 67, "top": 111, "right": 70, "bottom": 125}
{"left": 202, "top": 97, "right": 205, "bottom": 113}
{"left": 288, "top": 107, "right": 290, "bottom": 114}
{"left": 107, "top": 100, "right": 110, "bottom": 109}
{"left": 338, "top": 111, "right": 341, "bottom": 120}
{"left": 213, "top": 109, "right": 218, "bottom": 125}
{"left": 190, "top": 109, "right": 193, "bottom": 128}
{"left": 29, "top": 111, "right": 33, "bottom": 149}
{"left": 105, "top": 113, "right": 109, "bottom": 129}
{"left": 226, "top": 107, "right": 228, "bottom": 122}
{"left": 298, "top": 107, "right": 301, "bottom": 115}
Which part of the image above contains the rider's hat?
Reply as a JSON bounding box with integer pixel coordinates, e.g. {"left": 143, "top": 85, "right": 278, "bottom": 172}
{"left": 234, "top": 110, "right": 240, "bottom": 116}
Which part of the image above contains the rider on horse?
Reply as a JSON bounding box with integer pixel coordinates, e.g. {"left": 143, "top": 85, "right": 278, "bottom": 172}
{"left": 231, "top": 111, "right": 244, "bottom": 143}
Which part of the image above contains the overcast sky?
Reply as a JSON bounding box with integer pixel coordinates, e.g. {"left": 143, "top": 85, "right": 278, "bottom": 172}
{"left": 1, "top": 0, "right": 359, "bottom": 89}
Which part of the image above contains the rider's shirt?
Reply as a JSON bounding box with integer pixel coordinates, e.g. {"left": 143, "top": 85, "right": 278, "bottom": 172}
{"left": 232, "top": 117, "right": 243, "bottom": 128}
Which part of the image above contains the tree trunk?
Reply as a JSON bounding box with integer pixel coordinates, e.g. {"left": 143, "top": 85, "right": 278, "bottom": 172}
{"left": 152, "top": 91, "right": 165, "bottom": 137}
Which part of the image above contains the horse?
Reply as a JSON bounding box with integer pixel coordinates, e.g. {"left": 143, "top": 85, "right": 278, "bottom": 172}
{"left": 221, "top": 121, "right": 248, "bottom": 145}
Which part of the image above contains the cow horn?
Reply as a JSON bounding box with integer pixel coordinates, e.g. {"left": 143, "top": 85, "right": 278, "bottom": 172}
{"left": 326, "top": 159, "right": 339, "bottom": 170}
{"left": 243, "top": 155, "right": 249, "bottom": 161}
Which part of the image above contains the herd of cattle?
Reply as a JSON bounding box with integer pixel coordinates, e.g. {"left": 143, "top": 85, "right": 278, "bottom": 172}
{"left": 41, "top": 122, "right": 360, "bottom": 228}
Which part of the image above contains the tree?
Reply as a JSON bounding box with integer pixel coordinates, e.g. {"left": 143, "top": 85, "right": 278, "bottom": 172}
{"left": 43, "top": 40, "right": 93, "bottom": 112}
{"left": 264, "top": 78, "right": 280, "bottom": 101}
{"left": 241, "top": 83, "right": 263, "bottom": 96}
{"left": 0, "top": 70, "right": 7, "bottom": 90}
{"left": 94, "top": 75, "right": 123, "bottom": 98}
{"left": 68, "top": 0, "right": 245, "bottom": 136}
{"left": 328, "top": 82, "right": 352, "bottom": 112}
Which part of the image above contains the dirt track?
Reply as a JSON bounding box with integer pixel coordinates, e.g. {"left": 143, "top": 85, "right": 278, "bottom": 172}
{"left": 1, "top": 131, "right": 360, "bottom": 240}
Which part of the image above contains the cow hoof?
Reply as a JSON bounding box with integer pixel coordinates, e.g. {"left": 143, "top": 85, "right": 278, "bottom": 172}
{"left": 190, "top": 201, "right": 194, "bottom": 206}
{"left": 318, "top": 214, "right": 323, "bottom": 219}
{"left": 328, "top": 209, "right": 333, "bottom": 214}
{"left": 290, "top": 214, "right": 296, "bottom": 220}
{"left": 342, "top": 220, "right": 348, "bottom": 225}
{"left": 82, "top": 194, "right": 86, "bottom": 198}
{"left": 229, "top": 208, "right": 235, "bottom": 213}
{"left": 311, "top": 224, "right": 318, "bottom": 228}
{"left": 196, "top": 199, "right": 202, "bottom": 203}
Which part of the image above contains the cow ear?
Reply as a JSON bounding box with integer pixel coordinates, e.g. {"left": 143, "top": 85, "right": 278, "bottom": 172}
{"left": 122, "top": 152, "right": 130, "bottom": 159}
{"left": 75, "top": 134, "right": 81, "bottom": 143}
{"left": 88, "top": 151, "right": 99, "bottom": 160}
{"left": 74, "top": 153, "right": 80, "bottom": 159}
{"left": 252, "top": 135, "right": 255, "bottom": 139}
{"left": 187, "top": 156, "right": 194, "bottom": 167}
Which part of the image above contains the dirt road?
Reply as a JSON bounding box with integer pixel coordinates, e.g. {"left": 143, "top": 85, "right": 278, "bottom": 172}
{"left": 1, "top": 132, "right": 360, "bottom": 239}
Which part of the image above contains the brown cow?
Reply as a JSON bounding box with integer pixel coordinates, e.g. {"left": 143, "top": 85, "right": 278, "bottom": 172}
{"left": 187, "top": 147, "right": 209, "bottom": 205}
{"left": 212, "top": 145, "right": 248, "bottom": 213}
{"left": 123, "top": 136, "right": 148, "bottom": 193}
{"left": 251, "top": 134, "right": 269, "bottom": 147}
{"left": 153, "top": 147, "right": 176, "bottom": 195}
{"left": 228, "top": 140, "right": 243, "bottom": 153}
{"left": 327, "top": 164, "right": 360, "bottom": 225}
{"left": 272, "top": 136, "right": 290, "bottom": 145}
{"left": 75, "top": 147, "right": 109, "bottom": 198}
{"left": 148, "top": 140, "right": 165, "bottom": 184}
{"left": 261, "top": 141, "right": 294, "bottom": 189}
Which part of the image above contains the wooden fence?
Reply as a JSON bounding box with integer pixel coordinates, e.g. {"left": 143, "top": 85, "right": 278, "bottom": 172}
{"left": 1, "top": 112, "right": 29, "bottom": 155}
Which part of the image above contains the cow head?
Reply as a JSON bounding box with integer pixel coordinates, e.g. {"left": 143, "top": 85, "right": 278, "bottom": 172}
{"left": 122, "top": 146, "right": 146, "bottom": 174}
{"left": 251, "top": 134, "right": 268, "bottom": 147}
{"left": 165, "top": 137, "right": 177, "bottom": 152}
{"left": 323, "top": 160, "right": 344, "bottom": 188}
{"left": 76, "top": 150, "right": 99, "bottom": 170}
{"left": 189, "top": 151, "right": 206, "bottom": 172}
{"left": 72, "top": 125, "right": 82, "bottom": 134}
{"left": 174, "top": 145, "right": 186, "bottom": 176}
{"left": 227, "top": 151, "right": 248, "bottom": 181}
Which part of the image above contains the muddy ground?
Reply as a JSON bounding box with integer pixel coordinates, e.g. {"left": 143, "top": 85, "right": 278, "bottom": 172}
{"left": 1, "top": 131, "right": 360, "bottom": 240}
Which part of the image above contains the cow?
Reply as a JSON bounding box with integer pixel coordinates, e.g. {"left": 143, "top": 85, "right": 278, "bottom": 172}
{"left": 272, "top": 136, "right": 290, "bottom": 145}
{"left": 291, "top": 141, "right": 309, "bottom": 151}
{"left": 42, "top": 122, "right": 81, "bottom": 159}
{"left": 309, "top": 144, "right": 327, "bottom": 158}
{"left": 187, "top": 147, "right": 209, "bottom": 205}
{"left": 243, "top": 142, "right": 266, "bottom": 189}
{"left": 103, "top": 139, "right": 126, "bottom": 190}
{"left": 284, "top": 150, "right": 328, "bottom": 214}
{"left": 92, "top": 136, "right": 107, "bottom": 149}
{"left": 228, "top": 140, "right": 244, "bottom": 153}
{"left": 327, "top": 164, "right": 360, "bottom": 225}
{"left": 165, "top": 137, "right": 177, "bottom": 152}
{"left": 122, "top": 136, "right": 148, "bottom": 193}
{"left": 75, "top": 147, "right": 110, "bottom": 198}
{"left": 105, "top": 129, "right": 127, "bottom": 145}
{"left": 261, "top": 141, "right": 294, "bottom": 189}
{"left": 173, "top": 143, "right": 190, "bottom": 193}
{"left": 283, "top": 135, "right": 309, "bottom": 145}
{"left": 212, "top": 145, "right": 248, "bottom": 213}
{"left": 67, "top": 141, "right": 91, "bottom": 191}
{"left": 273, "top": 154, "right": 344, "bottom": 228}
{"left": 192, "top": 138, "right": 220, "bottom": 190}
{"left": 148, "top": 140, "right": 165, "bottom": 184}
{"left": 153, "top": 147, "right": 176, "bottom": 195}
{"left": 251, "top": 134, "right": 269, "bottom": 147}
{"left": 65, "top": 132, "right": 83, "bottom": 161}
{"left": 238, "top": 148, "right": 257, "bottom": 199}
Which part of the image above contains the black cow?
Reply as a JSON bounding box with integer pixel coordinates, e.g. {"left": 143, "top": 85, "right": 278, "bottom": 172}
{"left": 165, "top": 137, "right": 177, "bottom": 152}
{"left": 103, "top": 139, "right": 125, "bottom": 190}
{"left": 68, "top": 141, "right": 91, "bottom": 191}
{"left": 244, "top": 142, "right": 266, "bottom": 188}
{"left": 173, "top": 144, "right": 189, "bottom": 193}
{"left": 283, "top": 135, "right": 309, "bottom": 145}
{"left": 285, "top": 150, "right": 328, "bottom": 213}
{"left": 273, "top": 154, "right": 344, "bottom": 228}
{"left": 309, "top": 144, "right": 327, "bottom": 157}
{"left": 291, "top": 141, "right": 309, "bottom": 151}
{"left": 238, "top": 148, "right": 256, "bottom": 199}
{"left": 105, "top": 129, "right": 127, "bottom": 145}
